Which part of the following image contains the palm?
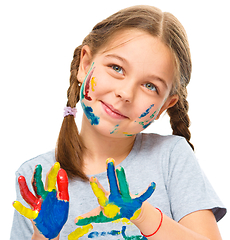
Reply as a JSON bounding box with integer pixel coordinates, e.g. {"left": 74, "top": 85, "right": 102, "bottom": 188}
{"left": 76, "top": 158, "right": 156, "bottom": 226}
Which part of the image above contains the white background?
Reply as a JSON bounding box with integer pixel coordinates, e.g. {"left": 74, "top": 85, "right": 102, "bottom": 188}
{"left": 1, "top": 0, "right": 229, "bottom": 239}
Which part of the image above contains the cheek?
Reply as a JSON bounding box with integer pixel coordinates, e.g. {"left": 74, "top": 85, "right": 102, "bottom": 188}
{"left": 134, "top": 103, "right": 161, "bottom": 130}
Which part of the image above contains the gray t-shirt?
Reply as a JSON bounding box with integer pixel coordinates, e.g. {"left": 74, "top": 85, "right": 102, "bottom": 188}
{"left": 10, "top": 133, "right": 226, "bottom": 239}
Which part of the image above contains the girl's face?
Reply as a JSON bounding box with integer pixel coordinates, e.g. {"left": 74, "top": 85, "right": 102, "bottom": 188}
{"left": 78, "top": 30, "right": 178, "bottom": 138}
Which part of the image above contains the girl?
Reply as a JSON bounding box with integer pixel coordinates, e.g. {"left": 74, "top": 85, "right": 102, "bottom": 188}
{"left": 11, "top": 5, "right": 226, "bottom": 240}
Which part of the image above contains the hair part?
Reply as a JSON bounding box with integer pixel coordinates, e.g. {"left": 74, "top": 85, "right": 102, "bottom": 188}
{"left": 56, "top": 5, "right": 194, "bottom": 180}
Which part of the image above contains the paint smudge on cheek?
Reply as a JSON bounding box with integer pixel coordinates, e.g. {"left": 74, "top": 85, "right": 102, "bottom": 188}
{"left": 91, "top": 77, "right": 97, "bottom": 91}
{"left": 82, "top": 102, "right": 100, "bottom": 125}
{"left": 84, "top": 69, "right": 94, "bottom": 101}
{"left": 80, "top": 63, "right": 95, "bottom": 101}
{"left": 139, "top": 104, "right": 154, "bottom": 118}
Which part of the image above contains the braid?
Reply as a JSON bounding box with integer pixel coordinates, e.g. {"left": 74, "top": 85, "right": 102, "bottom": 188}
{"left": 167, "top": 88, "right": 194, "bottom": 150}
{"left": 56, "top": 45, "right": 88, "bottom": 180}
{"left": 67, "top": 45, "right": 82, "bottom": 106}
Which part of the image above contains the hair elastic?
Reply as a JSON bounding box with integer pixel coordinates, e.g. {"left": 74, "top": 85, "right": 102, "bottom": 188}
{"left": 64, "top": 106, "right": 77, "bottom": 118}
{"left": 140, "top": 208, "right": 163, "bottom": 238}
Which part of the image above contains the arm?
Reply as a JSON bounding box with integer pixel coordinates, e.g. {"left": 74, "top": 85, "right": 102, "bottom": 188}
{"left": 131, "top": 199, "right": 222, "bottom": 240}
{"left": 74, "top": 158, "right": 222, "bottom": 240}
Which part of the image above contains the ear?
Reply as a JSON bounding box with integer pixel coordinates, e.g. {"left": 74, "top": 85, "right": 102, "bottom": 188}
{"left": 77, "top": 45, "right": 93, "bottom": 83}
{"left": 155, "top": 94, "right": 179, "bottom": 120}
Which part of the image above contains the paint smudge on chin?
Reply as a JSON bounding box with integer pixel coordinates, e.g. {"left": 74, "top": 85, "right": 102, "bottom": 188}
{"left": 81, "top": 102, "right": 100, "bottom": 125}
{"left": 110, "top": 124, "right": 119, "bottom": 134}
{"left": 123, "top": 132, "right": 135, "bottom": 137}
{"left": 139, "top": 104, "right": 154, "bottom": 118}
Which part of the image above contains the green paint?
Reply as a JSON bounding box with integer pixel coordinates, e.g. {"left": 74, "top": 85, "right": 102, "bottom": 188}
{"left": 33, "top": 165, "right": 48, "bottom": 199}
{"left": 116, "top": 167, "right": 131, "bottom": 201}
{"left": 80, "top": 62, "right": 95, "bottom": 101}
{"left": 76, "top": 211, "right": 120, "bottom": 226}
{"left": 110, "top": 124, "right": 119, "bottom": 134}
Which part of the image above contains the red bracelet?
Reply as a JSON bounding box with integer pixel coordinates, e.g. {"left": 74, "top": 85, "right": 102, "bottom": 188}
{"left": 140, "top": 208, "right": 163, "bottom": 238}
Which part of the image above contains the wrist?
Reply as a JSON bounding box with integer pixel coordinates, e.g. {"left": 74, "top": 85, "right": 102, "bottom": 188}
{"left": 32, "top": 233, "right": 60, "bottom": 240}
{"left": 130, "top": 202, "right": 163, "bottom": 237}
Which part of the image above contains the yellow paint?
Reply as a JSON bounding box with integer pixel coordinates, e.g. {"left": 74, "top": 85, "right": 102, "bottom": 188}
{"left": 13, "top": 201, "right": 38, "bottom": 219}
{"left": 106, "top": 158, "right": 115, "bottom": 165}
{"left": 68, "top": 224, "right": 93, "bottom": 240}
{"left": 90, "top": 175, "right": 120, "bottom": 218}
{"left": 130, "top": 208, "right": 141, "bottom": 220}
{"left": 104, "top": 203, "right": 120, "bottom": 218}
{"left": 47, "top": 162, "right": 60, "bottom": 192}
{"left": 91, "top": 77, "right": 97, "bottom": 91}
{"left": 112, "top": 218, "right": 133, "bottom": 225}
{"left": 90, "top": 181, "right": 108, "bottom": 207}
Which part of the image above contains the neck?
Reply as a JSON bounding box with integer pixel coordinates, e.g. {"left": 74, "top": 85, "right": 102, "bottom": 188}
{"left": 80, "top": 118, "right": 136, "bottom": 175}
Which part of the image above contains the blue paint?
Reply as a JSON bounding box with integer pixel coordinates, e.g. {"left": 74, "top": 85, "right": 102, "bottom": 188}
{"left": 76, "top": 161, "right": 156, "bottom": 229}
{"left": 81, "top": 102, "right": 100, "bottom": 125}
{"left": 107, "top": 161, "right": 156, "bottom": 219}
{"left": 88, "top": 229, "right": 121, "bottom": 238}
{"left": 34, "top": 191, "right": 69, "bottom": 239}
{"left": 139, "top": 104, "right": 154, "bottom": 118}
{"left": 88, "top": 226, "right": 147, "bottom": 239}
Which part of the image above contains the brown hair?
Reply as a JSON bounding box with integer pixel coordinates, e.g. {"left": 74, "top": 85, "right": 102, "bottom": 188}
{"left": 56, "top": 5, "right": 194, "bottom": 180}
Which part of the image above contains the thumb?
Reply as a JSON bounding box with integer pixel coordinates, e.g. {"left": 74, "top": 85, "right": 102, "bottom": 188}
{"left": 75, "top": 206, "right": 101, "bottom": 224}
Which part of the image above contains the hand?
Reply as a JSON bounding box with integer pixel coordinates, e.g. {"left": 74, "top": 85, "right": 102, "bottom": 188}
{"left": 75, "top": 158, "right": 156, "bottom": 226}
{"left": 13, "top": 162, "right": 69, "bottom": 239}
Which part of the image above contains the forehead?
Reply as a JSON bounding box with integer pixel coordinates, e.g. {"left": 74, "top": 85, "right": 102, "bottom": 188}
{"left": 97, "top": 29, "right": 176, "bottom": 85}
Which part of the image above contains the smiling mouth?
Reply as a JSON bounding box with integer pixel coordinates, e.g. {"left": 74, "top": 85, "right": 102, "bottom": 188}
{"left": 101, "top": 101, "right": 129, "bottom": 119}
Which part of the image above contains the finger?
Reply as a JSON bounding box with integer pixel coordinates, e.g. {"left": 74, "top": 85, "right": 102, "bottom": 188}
{"left": 116, "top": 166, "right": 131, "bottom": 200}
{"left": 13, "top": 201, "right": 39, "bottom": 219}
{"left": 68, "top": 224, "right": 93, "bottom": 240}
{"left": 47, "top": 162, "right": 60, "bottom": 192}
{"left": 90, "top": 177, "right": 108, "bottom": 207}
{"left": 136, "top": 182, "right": 156, "bottom": 203}
{"left": 32, "top": 165, "right": 46, "bottom": 199}
{"left": 106, "top": 158, "right": 120, "bottom": 196}
{"left": 57, "top": 168, "right": 69, "bottom": 201}
{"left": 18, "top": 176, "right": 40, "bottom": 210}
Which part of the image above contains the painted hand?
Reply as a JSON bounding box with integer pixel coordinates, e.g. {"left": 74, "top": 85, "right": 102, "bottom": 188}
{"left": 75, "top": 158, "right": 156, "bottom": 226}
{"left": 13, "top": 162, "right": 69, "bottom": 239}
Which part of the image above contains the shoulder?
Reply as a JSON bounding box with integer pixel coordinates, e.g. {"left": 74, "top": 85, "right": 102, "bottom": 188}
{"left": 16, "top": 150, "right": 56, "bottom": 179}
{"left": 138, "top": 133, "right": 190, "bottom": 155}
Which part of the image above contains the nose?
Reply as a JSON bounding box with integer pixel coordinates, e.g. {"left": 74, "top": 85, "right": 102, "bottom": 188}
{"left": 114, "top": 80, "right": 135, "bottom": 103}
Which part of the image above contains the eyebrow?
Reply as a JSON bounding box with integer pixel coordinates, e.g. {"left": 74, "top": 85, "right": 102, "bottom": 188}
{"left": 104, "top": 54, "right": 128, "bottom": 64}
{"left": 148, "top": 75, "right": 169, "bottom": 90}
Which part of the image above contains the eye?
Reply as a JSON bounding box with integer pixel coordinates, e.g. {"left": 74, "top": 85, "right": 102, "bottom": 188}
{"left": 143, "top": 83, "right": 157, "bottom": 92}
{"left": 111, "top": 65, "right": 124, "bottom": 74}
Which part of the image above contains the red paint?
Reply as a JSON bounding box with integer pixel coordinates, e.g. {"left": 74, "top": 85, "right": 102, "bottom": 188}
{"left": 57, "top": 169, "right": 69, "bottom": 201}
{"left": 18, "top": 176, "right": 42, "bottom": 211}
{"left": 84, "top": 67, "right": 95, "bottom": 101}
